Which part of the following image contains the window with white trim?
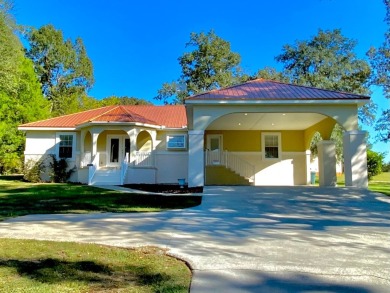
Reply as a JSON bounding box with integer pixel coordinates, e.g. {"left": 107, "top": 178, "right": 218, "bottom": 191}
{"left": 167, "top": 134, "right": 186, "bottom": 149}
{"left": 262, "top": 133, "right": 281, "bottom": 159}
{"left": 56, "top": 133, "right": 76, "bottom": 159}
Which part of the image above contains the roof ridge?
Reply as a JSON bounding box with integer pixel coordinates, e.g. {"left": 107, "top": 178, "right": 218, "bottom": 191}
{"left": 255, "top": 78, "right": 370, "bottom": 99}
{"left": 118, "top": 105, "right": 159, "bottom": 124}
{"left": 187, "top": 78, "right": 370, "bottom": 99}
{"left": 85, "top": 105, "right": 120, "bottom": 123}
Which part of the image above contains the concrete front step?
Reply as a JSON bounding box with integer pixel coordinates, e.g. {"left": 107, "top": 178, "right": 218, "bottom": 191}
{"left": 90, "top": 169, "right": 121, "bottom": 185}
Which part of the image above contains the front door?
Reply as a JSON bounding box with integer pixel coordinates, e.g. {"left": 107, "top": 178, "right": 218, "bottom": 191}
{"left": 207, "top": 134, "right": 223, "bottom": 164}
{"left": 108, "top": 136, "right": 121, "bottom": 167}
{"left": 107, "top": 136, "right": 131, "bottom": 167}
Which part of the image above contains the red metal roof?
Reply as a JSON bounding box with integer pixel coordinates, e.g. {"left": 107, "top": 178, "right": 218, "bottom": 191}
{"left": 20, "top": 105, "right": 187, "bottom": 129}
{"left": 186, "top": 79, "right": 370, "bottom": 101}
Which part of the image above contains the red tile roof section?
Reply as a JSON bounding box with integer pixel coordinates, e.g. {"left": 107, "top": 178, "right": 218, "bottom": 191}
{"left": 20, "top": 105, "right": 187, "bottom": 129}
{"left": 186, "top": 78, "right": 370, "bottom": 101}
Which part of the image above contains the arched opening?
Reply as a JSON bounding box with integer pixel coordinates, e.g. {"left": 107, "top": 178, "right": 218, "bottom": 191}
{"left": 136, "top": 131, "right": 152, "bottom": 152}
{"left": 203, "top": 111, "right": 340, "bottom": 186}
{"left": 309, "top": 123, "right": 345, "bottom": 182}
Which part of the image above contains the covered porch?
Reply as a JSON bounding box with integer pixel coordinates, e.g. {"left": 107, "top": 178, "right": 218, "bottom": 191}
{"left": 185, "top": 79, "right": 369, "bottom": 188}
{"left": 79, "top": 127, "right": 156, "bottom": 185}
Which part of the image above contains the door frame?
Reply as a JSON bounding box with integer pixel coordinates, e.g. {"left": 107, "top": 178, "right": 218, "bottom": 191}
{"left": 106, "top": 135, "right": 130, "bottom": 167}
{"left": 206, "top": 134, "right": 223, "bottom": 165}
{"left": 106, "top": 135, "right": 122, "bottom": 167}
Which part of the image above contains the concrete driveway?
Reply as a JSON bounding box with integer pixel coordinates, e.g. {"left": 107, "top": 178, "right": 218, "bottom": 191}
{"left": 1, "top": 186, "right": 389, "bottom": 292}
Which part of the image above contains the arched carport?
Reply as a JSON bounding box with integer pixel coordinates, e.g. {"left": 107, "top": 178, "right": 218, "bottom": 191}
{"left": 185, "top": 79, "right": 369, "bottom": 188}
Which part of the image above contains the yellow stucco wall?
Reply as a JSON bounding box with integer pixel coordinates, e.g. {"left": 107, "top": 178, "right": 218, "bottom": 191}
{"left": 137, "top": 131, "right": 152, "bottom": 151}
{"left": 205, "top": 130, "right": 306, "bottom": 152}
{"left": 303, "top": 117, "right": 336, "bottom": 149}
{"left": 97, "top": 130, "right": 128, "bottom": 152}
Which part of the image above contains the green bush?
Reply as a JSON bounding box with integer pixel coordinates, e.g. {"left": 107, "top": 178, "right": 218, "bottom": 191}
{"left": 23, "top": 158, "right": 45, "bottom": 183}
{"left": 367, "top": 150, "right": 384, "bottom": 180}
{"left": 382, "top": 162, "right": 390, "bottom": 172}
{"left": 49, "top": 155, "right": 75, "bottom": 183}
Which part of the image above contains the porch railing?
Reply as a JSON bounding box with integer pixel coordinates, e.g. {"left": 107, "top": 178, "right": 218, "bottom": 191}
{"left": 134, "top": 151, "right": 154, "bottom": 167}
{"left": 81, "top": 152, "right": 92, "bottom": 168}
{"left": 88, "top": 152, "right": 99, "bottom": 185}
{"left": 205, "top": 150, "right": 255, "bottom": 182}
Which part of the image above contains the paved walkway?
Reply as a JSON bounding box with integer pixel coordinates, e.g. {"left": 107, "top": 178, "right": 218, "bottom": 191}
{"left": 1, "top": 186, "right": 390, "bottom": 292}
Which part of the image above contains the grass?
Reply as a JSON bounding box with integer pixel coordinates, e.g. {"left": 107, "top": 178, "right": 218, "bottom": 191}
{"left": 334, "top": 172, "right": 390, "bottom": 196}
{"left": 368, "top": 172, "right": 390, "bottom": 196}
{"left": 0, "top": 238, "right": 191, "bottom": 292}
{"left": 0, "top": 176, "right": 202, "bottom": 221}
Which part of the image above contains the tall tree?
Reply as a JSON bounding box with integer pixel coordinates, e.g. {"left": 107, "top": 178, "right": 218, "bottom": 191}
{"left": 155, "top": 30, "right": 242, "bottom": 104}
{"left": 0, "top": 1, "right": 50, "bottom": 174}
{"left": 26, "top": 24, "right": 94, "bottom": 116}
{"left": 275, "top": 29, "right": 374, "bottom": 124}
{"left": 256, "top": 29, "right": 374, "bottom": 161}
{"left": 99, "top": 96, "right": 151, "bottom": 106}
{"left": 368, "top": 0, "right": 390, "bottom": 143}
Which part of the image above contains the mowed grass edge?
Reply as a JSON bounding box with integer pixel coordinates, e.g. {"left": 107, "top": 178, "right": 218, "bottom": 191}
{"left": 0, "top": 238, "right": 191, "bottom": 292}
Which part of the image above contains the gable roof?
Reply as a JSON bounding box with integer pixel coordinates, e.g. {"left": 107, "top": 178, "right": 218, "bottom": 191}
{"left": 19, "top": 105, "right": 187, "bottom": 129}
{"left": 186, "top": 78, "right": 370, "bottom": 101}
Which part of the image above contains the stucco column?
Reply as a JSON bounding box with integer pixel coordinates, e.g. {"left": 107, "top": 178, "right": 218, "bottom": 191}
{"left": 126, "top": 128, "right": 137, "bottom": 165}
{"left": 90, "top": 129, "right": 102, "bottom": 159}
{"left": 317, "top": 140, "right": 337, "bottom": 187}
{"left": 343, "top": 131, "right": 368, "bottom": 188}
{"left": 188, "top": 130, "right": 205, "bottom": 188}
{"left": 305, "top": 150, "right": 311, "bottom": 185}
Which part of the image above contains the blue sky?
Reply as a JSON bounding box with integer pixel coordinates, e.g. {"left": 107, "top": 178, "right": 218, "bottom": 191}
{"left": 12, "top": 0, "right": 390, "bottom": 160}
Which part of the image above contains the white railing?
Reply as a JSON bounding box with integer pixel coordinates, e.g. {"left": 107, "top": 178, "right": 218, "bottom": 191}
{"left": 134, "top": 151, "right": 154, "bottom": 167}
{"left": 88, "top": 152, "right": 99, "bottom": 185}
{"left": 120, "top": 152, "right": 129, "bottom": 185}
{"left": 205, "top": 150, "right": 255, "bottom": 182}
{"left": 81, "top": 152, "right": 92, "bottom": 168}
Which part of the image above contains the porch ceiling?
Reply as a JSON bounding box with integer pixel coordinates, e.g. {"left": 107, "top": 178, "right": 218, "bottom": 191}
{"left": 206, "top": 112, "right": 326, "bottom": 131}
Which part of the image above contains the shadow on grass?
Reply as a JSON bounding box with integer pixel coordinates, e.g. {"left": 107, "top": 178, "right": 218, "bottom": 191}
{"left": 0, "top": 177, "right": 202, "bottom": 221}
{"left": 0, "top": 258, "right": 185, "bottom": 291}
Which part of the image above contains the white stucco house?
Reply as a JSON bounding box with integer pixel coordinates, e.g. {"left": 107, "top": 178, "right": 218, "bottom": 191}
{"left": 19, "top": 79, "right": 369, "bottom": 188}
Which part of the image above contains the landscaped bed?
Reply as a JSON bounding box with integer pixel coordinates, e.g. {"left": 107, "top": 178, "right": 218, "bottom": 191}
{"left": 124, "top": 184, "right": 203, "bottom": 194}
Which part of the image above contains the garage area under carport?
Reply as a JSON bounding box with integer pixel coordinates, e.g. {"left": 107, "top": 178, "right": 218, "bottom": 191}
{"left": 185, "top": 79, "right": 370, "bottom": 188}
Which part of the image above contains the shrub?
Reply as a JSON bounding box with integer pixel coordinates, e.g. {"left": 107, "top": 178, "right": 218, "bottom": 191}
{"left": 367, "top": 150, "right": 384, "bottom": 180}
{"left": 49, "top": 155, "right": 75, "bottom": 183}
{"left": 382, "top": 162, "right": 390, "bottom": 172}
{"left": 23, "top": 158, "right": 45, "bottom": 182}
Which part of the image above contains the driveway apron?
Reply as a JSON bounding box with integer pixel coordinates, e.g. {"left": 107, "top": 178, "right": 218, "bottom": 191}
{"left": 0, "top": 186, "right": 389, "bottom": 292}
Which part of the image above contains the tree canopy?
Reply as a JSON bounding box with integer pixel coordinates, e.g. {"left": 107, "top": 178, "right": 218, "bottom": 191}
{"left": 155, "top": 30, "right": 243, "bottom": 104}
{"left": 26, "top": 24, "right": 94, "bottom": 116}
{"left": 0, "top": 1, "right": 50, "bottom": 173}
{"left": 254, "top": 29, "right": 375, "bottom": 161}
{"left": 368, "top": 0, "right": 390, "bottom": 143}
{"left": 274, "top": 29, "right": 375, "bottom": 125}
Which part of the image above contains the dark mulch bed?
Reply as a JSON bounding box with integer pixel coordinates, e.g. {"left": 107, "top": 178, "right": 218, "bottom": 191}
{"left": 123, "top": 184, "right": 203, "bottom": 194}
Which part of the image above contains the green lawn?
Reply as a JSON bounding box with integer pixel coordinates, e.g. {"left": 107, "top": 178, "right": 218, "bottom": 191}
{"left": 369, "top": 172, "right": 390, "bottom": 196}
{"left": 0, "top": 238, "right": 191, "bottom": 292}
{"left": 0, "top": 176, "right": 202, "bottom": 221}
{"left": 335, "top": 172, "right": 390, "bottom": 196}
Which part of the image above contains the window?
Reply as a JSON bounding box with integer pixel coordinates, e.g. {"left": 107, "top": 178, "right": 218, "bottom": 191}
{"left": 262, "top": 133, "right": 281, "bottom": 160}
{"left": 56, "top": 133, "right": 75, "bottom": 159}
{"left": 167, "top": 134, "right": 186, "bottom": 149}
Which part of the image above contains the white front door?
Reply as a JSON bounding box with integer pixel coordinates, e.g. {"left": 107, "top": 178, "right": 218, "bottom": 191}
{"left": 107, "top": 136, "right": 121, "bottom": 167}
{"left": 207, "top": 134, "right": 223, "bottom": 164}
